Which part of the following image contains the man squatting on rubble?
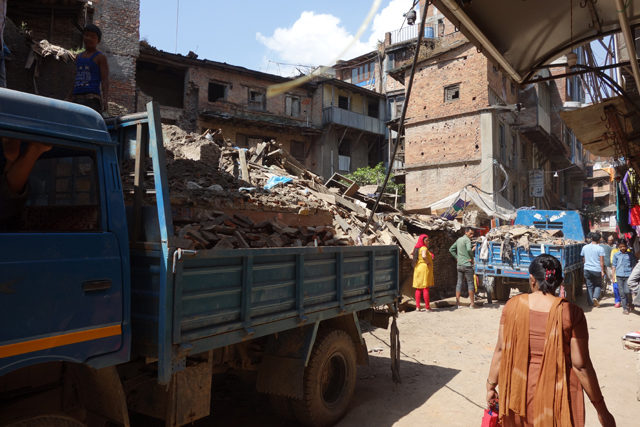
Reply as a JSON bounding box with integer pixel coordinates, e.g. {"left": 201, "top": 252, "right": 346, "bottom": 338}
{"left": 450, "top": 227, "right": 476, "bottom": 308}
{"left": 581, "top": 232, "right": 606, "bottom": 307}
{"left": 68, "top": 24, "right": 109, "bottom": 113}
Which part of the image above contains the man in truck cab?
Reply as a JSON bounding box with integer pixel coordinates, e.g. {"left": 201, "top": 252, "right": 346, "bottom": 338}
{"left": 0, "top": 137, "right": 51, "bottom": 229}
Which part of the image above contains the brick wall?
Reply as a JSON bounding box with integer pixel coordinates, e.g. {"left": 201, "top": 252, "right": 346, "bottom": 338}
{"left": 93, "top": 0, "right": 140, "bottom": 114}
{"left": 405, "top": 43, "right": 488, "bottom": 126}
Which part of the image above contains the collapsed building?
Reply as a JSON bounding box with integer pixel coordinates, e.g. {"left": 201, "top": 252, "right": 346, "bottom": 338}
{"left": 135, "top": 43, "right": 388, "bottom": 182}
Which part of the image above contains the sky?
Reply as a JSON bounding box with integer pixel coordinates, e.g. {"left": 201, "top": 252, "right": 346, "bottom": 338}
{"left": 140, "top": 0, "right": 417, "bottom": 76}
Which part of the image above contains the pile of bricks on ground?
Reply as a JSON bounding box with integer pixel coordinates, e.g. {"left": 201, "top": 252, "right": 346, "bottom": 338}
{"left": 122, "top": 125, "right": 464, "bottom": 255}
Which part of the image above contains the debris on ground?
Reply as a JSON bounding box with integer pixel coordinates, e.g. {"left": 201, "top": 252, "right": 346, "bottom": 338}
{"left": 122, "top": 125, "right": 462, "bottom": 253}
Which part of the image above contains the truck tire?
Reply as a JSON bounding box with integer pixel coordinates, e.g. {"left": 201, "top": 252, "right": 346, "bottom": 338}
{"left": 495, "top": 278, "right": 510, "bottom": 302}
{"left": 292, "top": 330, "right": 357, "bottom": 427}
{"left": 564, "top": 272, "right": 575, "bottom": 303}
{"left": 7, "top": 415, "right": 86, "bottom": 427}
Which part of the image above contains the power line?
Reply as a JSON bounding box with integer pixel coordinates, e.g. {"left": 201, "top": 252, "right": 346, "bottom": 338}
{"left": 174, "top": 0, "right": 179, "bottom": 53}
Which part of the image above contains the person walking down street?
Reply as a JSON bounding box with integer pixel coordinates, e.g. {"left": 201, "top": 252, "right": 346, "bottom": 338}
{"left": 624, "top": 248, "right": 640, "bottom": 310}
{"left": 485, "top": 254, "right": 616, "bottom": 427}
{"left": 450, "top": 227, "right": 476, "bottom": 308}
{"left": 581, "top": 232, "right": 606, "bottom": 307}
{"left": 412, "top": 234, "right": 434, "bottom": 312}
{"left": 612, "top": 240, "right": 637, "bottom": 315}
{"left": 600, "top": 235, "right": 615, "bottom": 289}
{"left": 70, "top": 24, "right": 109, "bottom": 113}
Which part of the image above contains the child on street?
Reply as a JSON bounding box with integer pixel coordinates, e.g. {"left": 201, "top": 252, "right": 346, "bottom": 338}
{"left": 412, "top": 234, "right": 434, "bottom": 312}
{"left": 612, "top": 240, "right": 637, "bottom": 314}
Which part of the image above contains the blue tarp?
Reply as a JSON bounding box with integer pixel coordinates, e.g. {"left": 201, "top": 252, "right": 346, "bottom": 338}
{"left": 264, "top": 176, "right": 293, "bottom": 190}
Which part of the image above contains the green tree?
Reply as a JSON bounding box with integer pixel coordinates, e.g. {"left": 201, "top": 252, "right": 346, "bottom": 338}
{"left": 345, "top": 163, "right": 404, "bottom": 195}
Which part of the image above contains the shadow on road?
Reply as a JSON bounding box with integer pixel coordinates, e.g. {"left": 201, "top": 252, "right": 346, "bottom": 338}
{"left": 130, "top": 356, "right": 461, "bottom": 427}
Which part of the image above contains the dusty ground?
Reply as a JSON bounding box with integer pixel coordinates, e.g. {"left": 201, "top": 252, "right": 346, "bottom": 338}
{"left": 183, "top": 291, "right": 639, "bottom": 426}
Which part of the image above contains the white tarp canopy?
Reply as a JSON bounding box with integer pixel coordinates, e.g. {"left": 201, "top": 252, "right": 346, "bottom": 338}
{"left": 428, "top": 186, "right": 517, "bottom": 221}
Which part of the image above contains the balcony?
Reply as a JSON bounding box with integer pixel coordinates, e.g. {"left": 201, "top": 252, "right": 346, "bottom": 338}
{"left": 322, "top": 107, "right": 385, "bottom": 135}
{"left": 389, "top": 23, "right": 439, "bottom": 45}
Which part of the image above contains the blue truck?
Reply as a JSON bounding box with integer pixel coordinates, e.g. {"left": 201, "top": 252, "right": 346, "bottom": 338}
{"left": 0, "top": 89, "right": 399, "bottom": 427}
{"left": 474, "top": 210, "right": 586, "bottom": 302}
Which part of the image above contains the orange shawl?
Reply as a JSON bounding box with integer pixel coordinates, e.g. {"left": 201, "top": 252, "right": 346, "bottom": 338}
{"left": 498, "top": 294, "right": 572, "bottom": 426}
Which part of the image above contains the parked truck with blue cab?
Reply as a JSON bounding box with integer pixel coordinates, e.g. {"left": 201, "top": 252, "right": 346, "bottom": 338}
{"left": 474, "top": 210, "right": 586, "bottom": 302}
{"left": 0, "top": 88, "right": 400, "bottom": 427}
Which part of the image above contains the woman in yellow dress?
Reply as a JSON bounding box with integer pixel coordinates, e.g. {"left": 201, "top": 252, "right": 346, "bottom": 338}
{"left": 413, "top": 234, "right": 435, "bottom": 311}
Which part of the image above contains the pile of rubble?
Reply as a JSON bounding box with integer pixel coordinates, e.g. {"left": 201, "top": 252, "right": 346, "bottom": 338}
{"left": 124, "top": 125, "right": 462, "bottom": 254}
{"left": 483, "top": 225, "right": 579, "bottom": 251}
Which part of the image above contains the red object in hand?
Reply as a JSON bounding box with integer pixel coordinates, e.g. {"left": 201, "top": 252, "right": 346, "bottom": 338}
{"left": 481, "top": 400, "right": 500, "bottom": 427}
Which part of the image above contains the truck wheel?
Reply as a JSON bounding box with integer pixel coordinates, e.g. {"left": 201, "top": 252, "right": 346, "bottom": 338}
{"left": 292, "top": 330, "right": 357, "bottom": 427}
{"left": 7, "top": 415, "right": 86, "bottom": 427}
{"left": 495, "top": 278, "right": 510, "bottom": 302}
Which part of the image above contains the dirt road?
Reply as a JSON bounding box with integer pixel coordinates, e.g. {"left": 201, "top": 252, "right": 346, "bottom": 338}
{"left": 337, "top": 293, "right": 638, "bottom": 427}
{"left": 197, "top": 292, "right": 638, "bottom": 426}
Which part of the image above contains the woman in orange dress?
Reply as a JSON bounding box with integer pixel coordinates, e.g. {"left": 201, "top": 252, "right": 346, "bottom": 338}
{"left": 485, "top": 254, "right": 615, "bottom": 426}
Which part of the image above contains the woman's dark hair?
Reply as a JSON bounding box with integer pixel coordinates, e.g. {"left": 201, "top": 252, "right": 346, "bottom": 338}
{"left": 528, "top": 254, "right": 563, "bottom": 294}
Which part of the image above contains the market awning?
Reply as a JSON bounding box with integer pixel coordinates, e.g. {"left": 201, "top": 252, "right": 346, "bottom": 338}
{"left": 559, "top": 96, "right": 640, "bottom": 158}
{"left": 432, "top": 0, "right": 640, "bottom": 84}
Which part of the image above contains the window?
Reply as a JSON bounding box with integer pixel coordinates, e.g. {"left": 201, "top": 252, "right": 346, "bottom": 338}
{"left": 511, "top": 133, "right": 517, "bottom": 166}
{"left": 351, "top": 61, "right": 375, "bottom": 83}
{"left": 367, "top": 99, "right": 379, "bottom": 118}
{"left": 1, "top": 141, "right": 100, "bottom": 232}
{"left": 444, "top": 84, "right": 460, "bottom": 102}
{"left": 208, "top": 82, "right": 227, "bottom": 102}
{"left": 338, "top": 95, "right": 349, "bottom": 110}
{"left": 285, "top": 95, "right": 301, "bottom": 116}
{"left": 338, "top": 140, "right": 351, "bottom": 172}
{"left": 499, "top": 123, "right": 506, "bottom": 164}
{"left": 290, "top": 141, "right": 305, "bottom": 162}
{"left": 248, "top": 89, "right": 265, "bottom": 111}
{"left": 390, "top": 95, "right": 405, "bottom": 119}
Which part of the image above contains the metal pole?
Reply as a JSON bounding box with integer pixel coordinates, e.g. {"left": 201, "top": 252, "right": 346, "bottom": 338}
{"left": 614, "top": 0, "right": 640, "bottom": 95}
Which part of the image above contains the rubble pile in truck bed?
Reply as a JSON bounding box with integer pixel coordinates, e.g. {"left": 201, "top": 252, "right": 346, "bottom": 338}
{"left": 484, "top": 224, "right": 580, "bottom": 250}
{"left": 124, "top": 125, "right": 462, "bottom": 252}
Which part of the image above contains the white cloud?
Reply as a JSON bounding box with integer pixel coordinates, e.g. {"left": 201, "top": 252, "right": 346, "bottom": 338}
{"left": 256, "top": 0, "right": 414, "bottom": 75}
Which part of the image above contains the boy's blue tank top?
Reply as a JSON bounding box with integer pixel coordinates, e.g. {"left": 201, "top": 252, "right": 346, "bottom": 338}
{"left": 73, "top": 51, "right": 102, "bottom": 95}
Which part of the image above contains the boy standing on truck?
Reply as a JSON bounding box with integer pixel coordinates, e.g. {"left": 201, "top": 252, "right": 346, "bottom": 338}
{"left": 581, "top": 232, "right": 606, "bottom": 307}
{"left": 450, "top": 227, "right": 476, "bottom": 308}
{"left": 70, "top": 24, "right": 109, "bottom": 113}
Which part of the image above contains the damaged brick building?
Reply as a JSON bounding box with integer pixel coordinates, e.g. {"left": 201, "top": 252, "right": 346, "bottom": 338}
{"left": 3, "top": 0, "right": 139, "bottom": 114}
{"left": 334, "top": 0, "right": 588, "bottom": 213}
{"left": 136, "top": 44, "right": 386, "bottom": 180}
